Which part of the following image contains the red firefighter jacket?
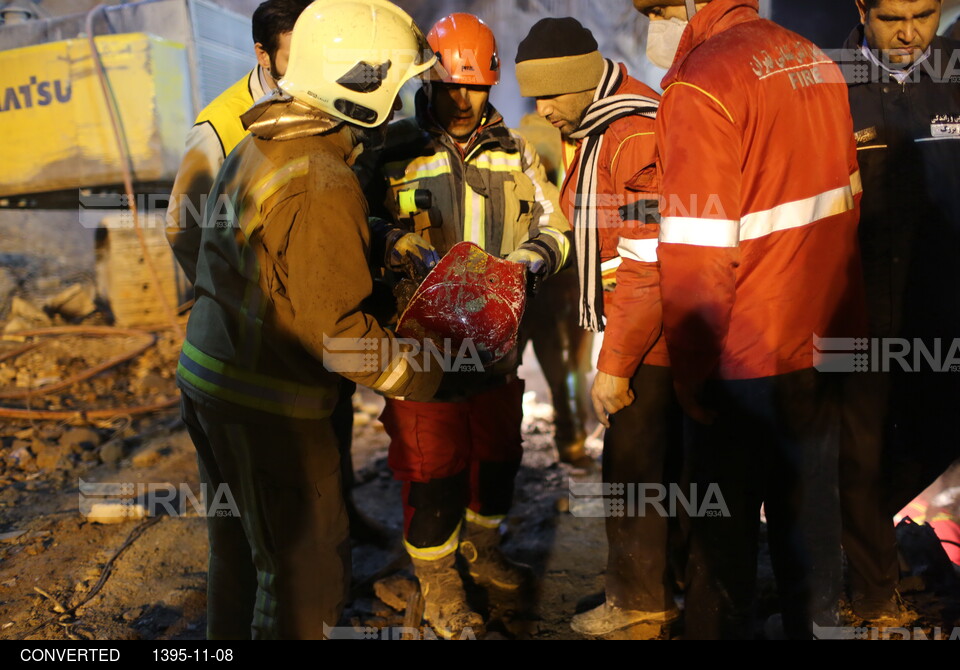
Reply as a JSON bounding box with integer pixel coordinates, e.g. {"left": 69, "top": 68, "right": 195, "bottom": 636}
{"left": 656, "top": 0, "right": 866, "bottom": 384}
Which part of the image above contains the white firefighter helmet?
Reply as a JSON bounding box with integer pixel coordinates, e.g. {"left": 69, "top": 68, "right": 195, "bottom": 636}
{"left": 278, "top": 0, "right": 441, "bottom": 128}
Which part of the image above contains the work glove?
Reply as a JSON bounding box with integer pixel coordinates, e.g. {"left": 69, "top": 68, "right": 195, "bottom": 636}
{"left": 506, "top": 248, "right": 547, "bottom": 297}
{"left": 385, "top": 230, "right": 441, "bottom": 283}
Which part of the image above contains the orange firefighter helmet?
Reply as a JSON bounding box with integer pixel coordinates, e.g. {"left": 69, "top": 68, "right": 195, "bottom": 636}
{"left": 426, "top": 13, "right": 500, "bottom": 87}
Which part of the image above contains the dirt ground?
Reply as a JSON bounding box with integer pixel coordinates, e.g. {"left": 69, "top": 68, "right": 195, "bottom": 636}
{"left": 0, "top": 213, "right": 958, "bottom": 641}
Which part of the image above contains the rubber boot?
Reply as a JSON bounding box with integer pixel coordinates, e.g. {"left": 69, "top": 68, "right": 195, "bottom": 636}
{"left": 411, "top": 554, "right": 485, "bottom": 640}
{"left": 458, "top": 520, "right": 534, "bottom": 591}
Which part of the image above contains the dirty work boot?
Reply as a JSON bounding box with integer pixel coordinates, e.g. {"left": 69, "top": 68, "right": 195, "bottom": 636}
{"left": 458, "top": 521, "right": 534, "bottom": 591}
{"left": 411, "top": 555, "right": 485, "bottom": 640}
{"left": 571, "top": 600, "right": 680, "bottom": 637}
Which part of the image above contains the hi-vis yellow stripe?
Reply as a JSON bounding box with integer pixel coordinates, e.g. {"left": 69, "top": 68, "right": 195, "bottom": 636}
{"left": 471, "top": 150, "right": 522, "bottom": 173}
{"left": 177, "top": 340, "right": 336, "bottom": 419}
{"left": 540, "top": 226, "right": 571, "bottom": 268}
{"left": 386, "top": 154, "right": 452, "bottom": 185}
{"left": 465, "top": 508, "right": 503, "bottom": 529}
{"left": 244, "top": 156, "right": 310, "bottom": 236}
{"left": 404, "top": 522, "right": 462, "bottom": 561}
{"left": 464, "top": 181, "right": 485, "bottom": 246}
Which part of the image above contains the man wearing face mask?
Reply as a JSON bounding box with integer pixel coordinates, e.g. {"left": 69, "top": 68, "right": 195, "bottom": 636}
{"left": 638, "top": 0, "right": 699, "bottom": 69}
{"left": 636, "top": 0, "right": 866, "bottom": 639}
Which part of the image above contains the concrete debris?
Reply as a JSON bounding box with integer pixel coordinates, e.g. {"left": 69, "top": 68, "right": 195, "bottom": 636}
{"left": 84, "top": 502, "right": 148, "bottom": 524}
{"left": 5, "top": 297, "right": 51, "bottom": 332}
{"left": 0, "top": 530, "right": 27, "bottom": 542}
{"left": 8, "top": 445, "right": 34, "bottom": 470}
{"left": 59, "top": 428, "right": 101, "bottom": 452}
{"left": 33, "top": 439, "right": 65, "bottom": 471}
{"left": 131, "top": 442, "right": 168, "bottom": 469}
{"left": 373, "top": 574, "right": 418, "bottom": 612}
{"left": 98, "top": 440, "right": 124, "bottom": 465}
{"left": 45, "top": 284, "right": 96, "bottom": 321}
{"left": 370, "top": 598, "right": 394, "bottom": 618}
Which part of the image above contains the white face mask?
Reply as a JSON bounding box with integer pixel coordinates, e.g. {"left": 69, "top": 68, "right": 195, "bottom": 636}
{"left": 646, "top": 17, "right": 688, "bottom": 70}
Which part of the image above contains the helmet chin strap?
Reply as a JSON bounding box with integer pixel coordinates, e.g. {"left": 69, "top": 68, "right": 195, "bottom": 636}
{"left": 685, "top": 0, "right": 698, "bottom": 19}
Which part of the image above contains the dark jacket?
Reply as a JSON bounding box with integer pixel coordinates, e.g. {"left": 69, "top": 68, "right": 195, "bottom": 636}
{"left": 177, "top": 101, "right": 442, "bottom": 421}
{"left": 839, "top": 27, "right": 960, "bottom": 340}
{"left": 364, "top": 90, "right": 570, "bottom": 272}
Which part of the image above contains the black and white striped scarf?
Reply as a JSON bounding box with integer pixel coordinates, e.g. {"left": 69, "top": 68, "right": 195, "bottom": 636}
{"left": 569, "top": 59, "right": 659, "bottom": 332}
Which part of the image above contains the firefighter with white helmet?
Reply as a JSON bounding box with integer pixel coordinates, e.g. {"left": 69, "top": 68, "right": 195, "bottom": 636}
{"left": 361, "top": 12, "right": 571, "bottom": 639}
{"left": 176, "top": 0, "right": 446, "bottom": 639}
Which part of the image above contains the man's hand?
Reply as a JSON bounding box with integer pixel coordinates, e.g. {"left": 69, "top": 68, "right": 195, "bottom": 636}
{"left": 673, "top": 379, "right": 717, "bottom": 426}
{"left": 591, "top": 371, "right": 635, "bottom": 428}
{"left": 388, "top": 232, "right": 441, "bottom": 280}
{"left": 506, "top": 248, "right": 547, "bottom": 296}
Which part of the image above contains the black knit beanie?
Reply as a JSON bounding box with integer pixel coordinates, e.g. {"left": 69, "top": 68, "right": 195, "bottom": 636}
{"left": 515, "top": 18, "right": 604, "bottom": 97}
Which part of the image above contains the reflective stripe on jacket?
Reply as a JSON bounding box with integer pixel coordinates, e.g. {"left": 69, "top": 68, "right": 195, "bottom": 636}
{"left": 374, "top": 91, "right": 570, "bottom": 274}
{"left": 656, "top": 0, "right": 867, "bottom": 383}
{"left": 178, "top": 119, "right": 442, "bottom": 419}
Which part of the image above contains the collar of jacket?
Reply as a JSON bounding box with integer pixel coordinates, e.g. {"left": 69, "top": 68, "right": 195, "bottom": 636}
{"left": 413, "top": 87, "right": 520, "bottom": 156}
{"left": 241, "top": 90, "right": 344, "bottom": 141}
{"left": 662, "top": 0, "right": 761, "bottom": 88}
{"left": 843, "top": 24, "right": 960, "bottom": 85}
{"left": 251, "top": 65, "right": 268, "bottom": 101}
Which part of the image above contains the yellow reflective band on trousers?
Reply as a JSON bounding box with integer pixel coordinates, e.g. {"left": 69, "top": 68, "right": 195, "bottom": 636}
{"left": 177, "top": 340, "right": 336, "bottom": 419}
{"left": 404, "top": 521, "right": 462, "bottom": 560}
{"left": 464, "top": 508, "right": 503, "bottom": 529}
{"left": 252, "top": 561, "right": 278, "bottom": 639}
